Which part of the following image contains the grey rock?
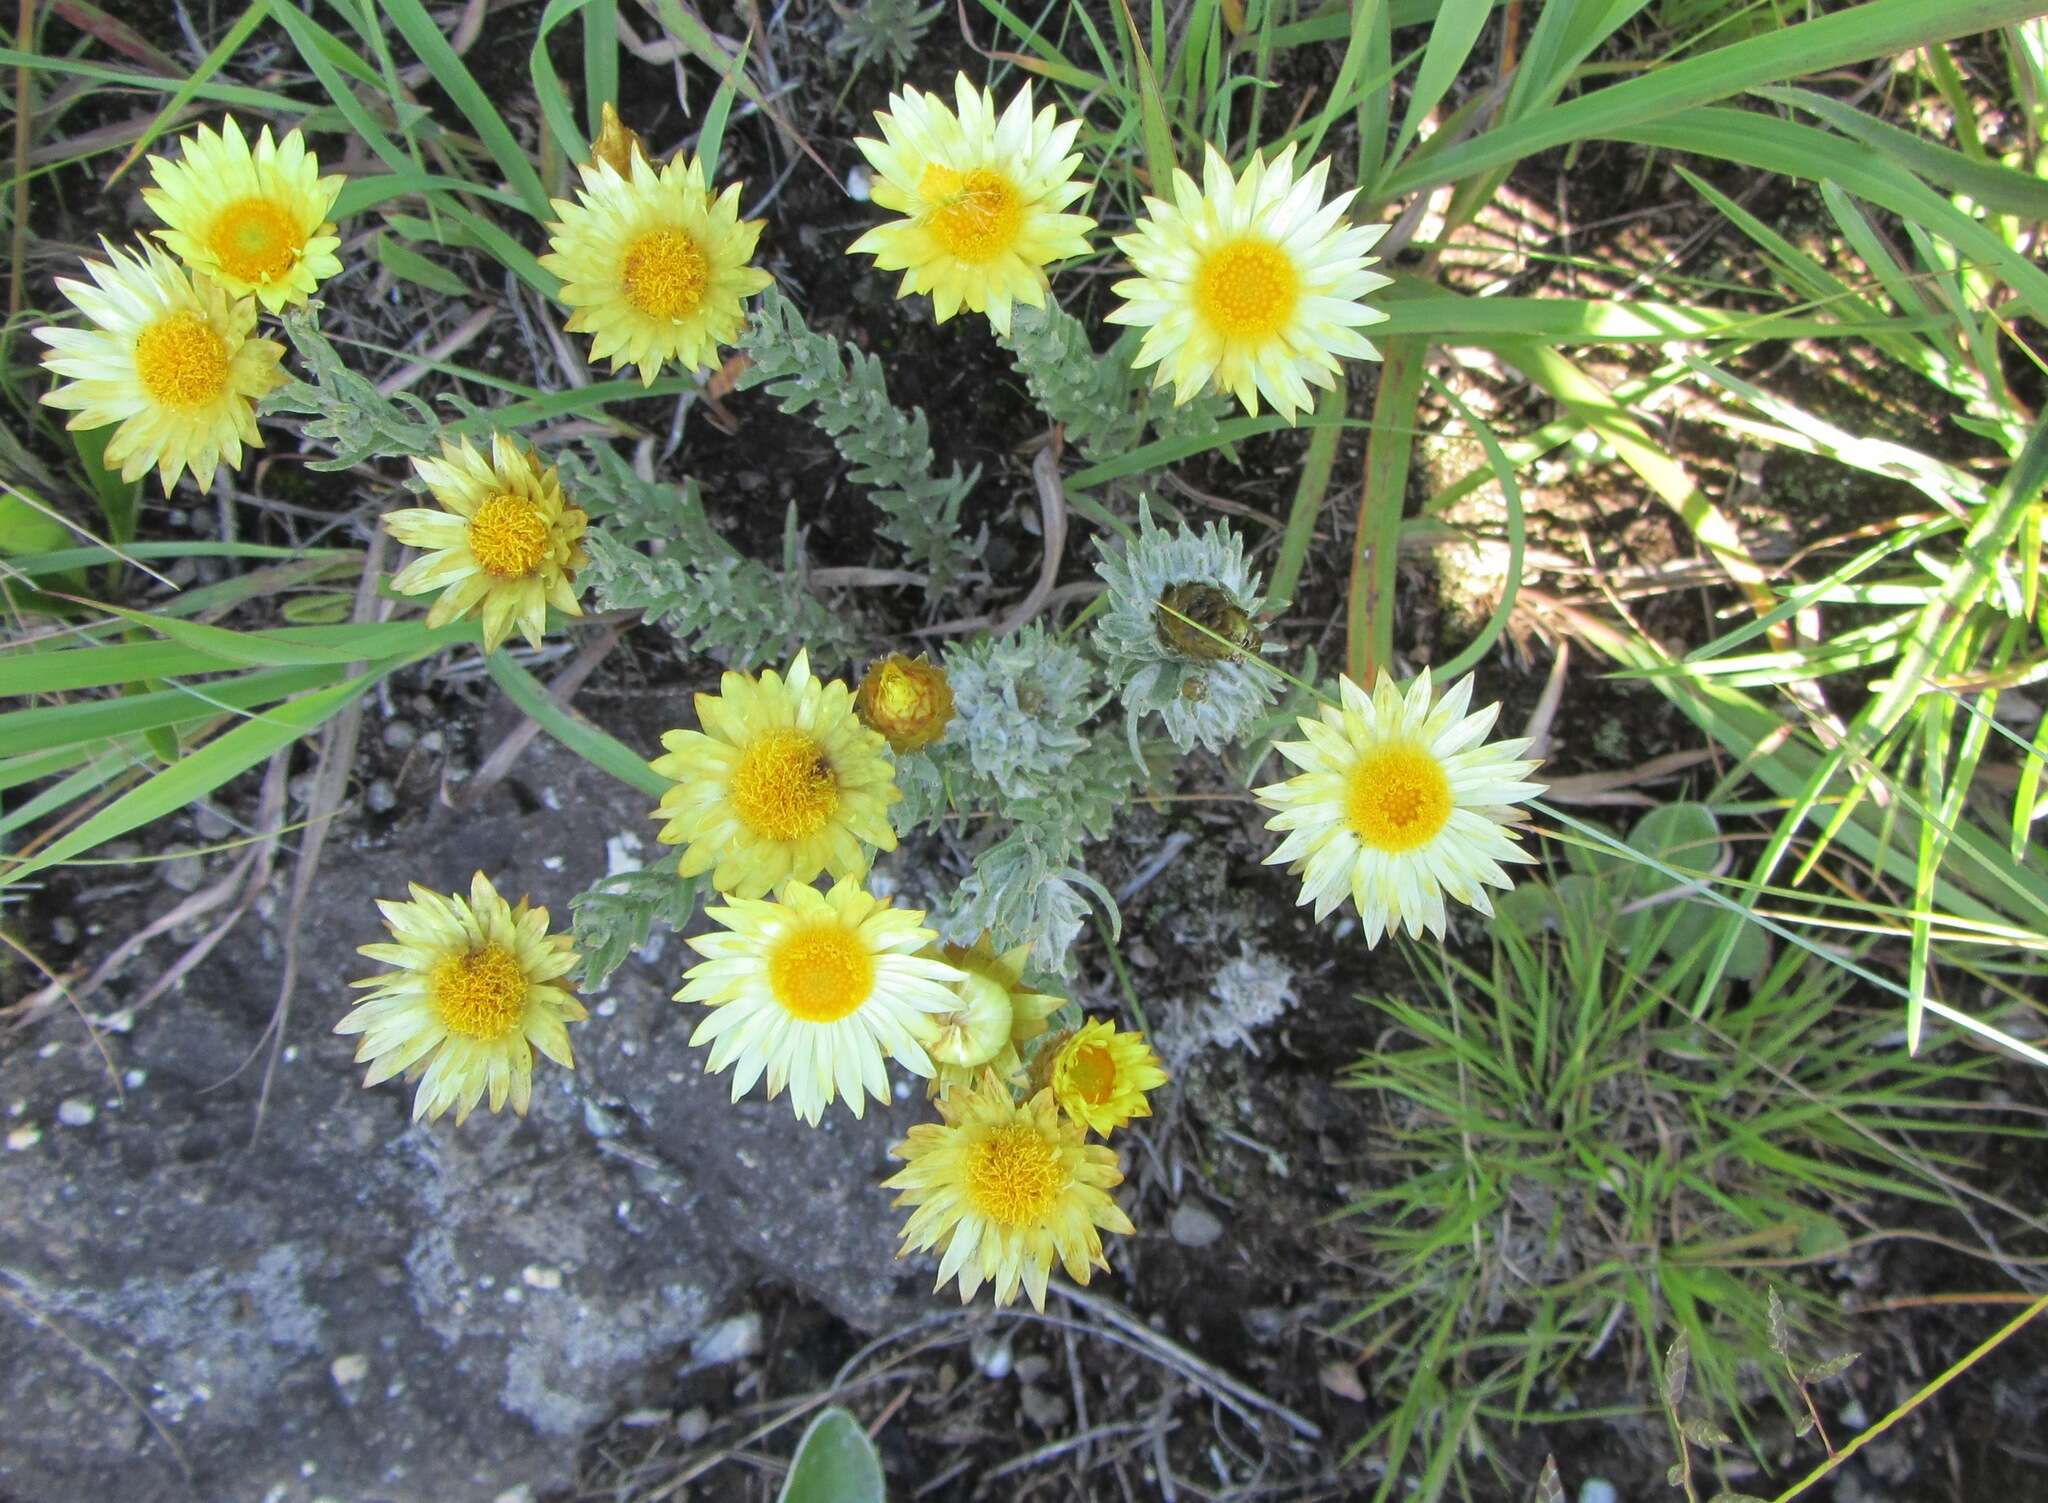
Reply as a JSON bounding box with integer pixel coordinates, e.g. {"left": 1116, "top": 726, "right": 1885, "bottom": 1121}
{"left": 0, "top": 733, "right": 928, "bottom": 1503}
{"left": 50, "top": 915, "right": 80, "bottom": 946}
{"left": 675, "top": 1406, "right": 710, "bottom": 1444}
{"left": 1170, "top": 1201, "right": 1225, "bottom": 1249}
{"left": 687, "top": 1311, "right": 761, "bottom": 1369}
{"left": 193, "top": 804, "right": 233, "bottom": 841}
{"left": 159, "top": 849, "right": 206, "bottom": 894}
{"left": 55, "top": 1098, "right": 96, "bottom": 1128}
{"left": 381, "top": 721, "right": 417, "bottom": 751}
{"left": 1018, "top": 1385, "right": 1068, "bottom": 1429}
{"left": 1578, "top": 1481, "right": 1618, "bottom": 1503}
{"left": 366, "top": 780, "right": 398, "bottom": 814}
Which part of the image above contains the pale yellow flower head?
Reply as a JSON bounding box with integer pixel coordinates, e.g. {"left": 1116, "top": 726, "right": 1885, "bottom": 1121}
{"left": 677, "top": 877, "right": 964, "bottom": 1124}
{"left": 384, "top": 433, "right": 589, "bottom": 652}
{"left": 338, "top": 870, "right": 587, "bottom": 1125}
{"left": 141, "top": 116, "right": 345, "bottom": 312}
{"left": 848, "top": 73, "right": 1095, "bottom": 334}
{"left": 34, "top": 237, "right": 285, "bottom": 495}
{"left": 885, "top": 1073, "right": 1135, "bottom": 1311}
{"left": 1106, "top": 143, "right": 1392, "bottom": 421}
{"left": 650, "top": 650, "right": 902, "bottom": 900}
{"left": 1255, "top": 670, "right": 1545, "bottom": 945}
{"left": 539, "top": 151, "right": 773, "bottom": 385}
{"left": 1045, "top": 1018, "right": 1167, "bottom": 1137}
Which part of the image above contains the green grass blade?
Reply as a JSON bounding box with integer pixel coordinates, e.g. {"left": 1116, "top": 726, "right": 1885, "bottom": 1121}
{"left": 484, "top": 651, "right": 669, "bottom": 797}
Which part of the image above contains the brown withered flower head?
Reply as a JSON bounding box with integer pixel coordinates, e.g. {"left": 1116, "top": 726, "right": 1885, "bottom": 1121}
{"left": 589, "top": 102, "right": 651, "bottom": 177}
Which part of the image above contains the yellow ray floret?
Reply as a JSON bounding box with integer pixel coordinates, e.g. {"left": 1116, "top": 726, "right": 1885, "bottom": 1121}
{"left": 885, "top": 1073, "right": 1135, "bottom": 1311}
{"left": 384, "top": 433, "right": 589, "bottom": 653}
{"left": 677, "top": 877, "right": 964, "bottom": 1124}
{"left": 922, "top": 934, "right": 1063, "bottom": 1098}
{"left": 1046, "top": 1017, "right": 1167, "bottom": 1137}
{"left": 338, "top": 870, "right": 587, "bottom": 1125}
{"left": 848, "top": 73, "right": 1095, "bottom": 335}
{"left": 1255, "top": 670, "right": 1545, "bottom": 946}
{"left": 142, "top": 116, "right": 345, "bottom": 312}
{"left": 34, "top": 237, "right": 285, "bottom": 496}
{"left": 650, "top": 650, "right": 902, "bottom": 899}
{"left": 1106, "top": 143, "right": 1392, "bottom": 422}
{"left": 539, "top": 152, "right": 773, "bottom": 385}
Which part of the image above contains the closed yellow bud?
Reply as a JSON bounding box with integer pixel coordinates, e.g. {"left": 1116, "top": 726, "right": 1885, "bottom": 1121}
{"left": 923, "top": 972, "right": 1015, "bottom": 1070}
{"left": 590, "top": 102, "right": 650, "bottom": 177}
{"left": 856, "top": 652, "right": 955, "bottom": 753}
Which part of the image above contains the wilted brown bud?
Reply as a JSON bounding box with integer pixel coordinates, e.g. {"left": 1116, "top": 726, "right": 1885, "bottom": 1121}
{"left": 590, "top": 102, "right": 650, "bottom": 177}
{"left": 1155, "top": 581, "right": 1260, "bottom": 662}
{"left": 856, "top": 653, "right": 955, "bottom": 753}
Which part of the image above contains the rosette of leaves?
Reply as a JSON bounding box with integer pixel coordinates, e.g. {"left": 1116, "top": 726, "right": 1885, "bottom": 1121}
{"left": 941, "top": 623, "right": 1102, "bottom": 800}
{"left": 1093, "top": 500, "right": 1274, "bottom": 757}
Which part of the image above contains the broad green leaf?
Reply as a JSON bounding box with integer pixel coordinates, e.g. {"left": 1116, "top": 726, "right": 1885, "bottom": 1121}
{"left": 776, "top": 1407, "right": 884, "bottom": 1503}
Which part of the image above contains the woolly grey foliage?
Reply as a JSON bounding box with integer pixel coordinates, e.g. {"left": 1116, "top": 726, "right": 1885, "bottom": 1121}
{"left": 737, "top": 286, "right": 979, "bottom": 594}
{"left": 264, "top": 307, "right": 437, "bottom": 468}
{"left": 941, "top": 827, "right": 1120, "bottom": 977}
{"left": 942, "top": 623, "right": 1101, "bottom": 801}
{"left": 571, "top": 861, "right": 700, "bottom": 990}
{"left": 826, "top": 0, "right": 943, "bottom": 73}
{"left": 567, "top": 446, "right": 857, "bottom": 670}
{"left": 1001, "top": 303, "right": 1232, "bottom": 465}
{"left": 1093, "top": 500, "right": 1276, "bottom": 756}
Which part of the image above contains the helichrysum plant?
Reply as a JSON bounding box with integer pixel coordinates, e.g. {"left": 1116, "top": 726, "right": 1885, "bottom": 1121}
{"left": 140, "top": 116, "right": 344, "bottom": 312}
{"left": 540, "top": 148, "right": 773, "bottom": 384}
{"left": 1108, "top": 143, "right": 1392, "bottom": 420}
{"left": 383, "top": 433, "right": 590, "bottom": 652}
{"left": 1093, "top": 500, "right": 1274, "bottom": 756}
{"left": 338, "top": 871, "right": 586, "bottom": 1125}
{"left": 675, "top": 877, "right": 964, "bottom": 1123}
{"left": 33, "top": 238, "right": 286, "bottom": 494}
{"left": 1256, "top": 671, "right": 1545, "bottom": 945}
{"left": 650, "top": 650, "right": 902, "bottom": 899}
{"left": 847, "top": 73, "right": 1095, "bottom": 334}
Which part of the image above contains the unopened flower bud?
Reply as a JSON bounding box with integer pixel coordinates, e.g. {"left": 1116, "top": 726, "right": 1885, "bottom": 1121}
{"left": 590, "top": 102, "right": 651, "bottom": 177}
{"left": 856, "top": 652, "right": 955, "bottom": 753}
{"left": 924, "top": 972, "right": 1015, "bottom": 1069}
{"left": 1154, "top": 581, "right": 1260, "bottom": 662}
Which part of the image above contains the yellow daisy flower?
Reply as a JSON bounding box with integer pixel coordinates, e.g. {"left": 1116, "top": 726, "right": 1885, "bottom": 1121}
{"left": 141, "top": 116, "right": 344, "bottom": 312}
{"left": 884, "top": 1073, "right": 1135, "bottom": 1311}
{"left": 539, "top": 152, "right": 773, "bottom": 385}
{"left": 847, "top": 73, "right": 1095, "bottom": 334}
{"left": 1255, "top": 670, "right": 1545, "bottom": 946}
{"left": 677, "top": 877, "right": 964, "bottom": 1124}
{"left": 856, "top": 652, "right": 955, "bottom": 753}
{"left": 338, "top": 870, "right": 586, "bottom": 1125}
{"left": 924, "top": 934, "right": 1063, "bottom": 1097}
{"left": 1046, "top": 1018, "right": 1167, "bottom": 1137}
{"left": 1106, "top": 142, "right": 1392, "bottom": 421}
{"left": 650, "top": 650, "right": 901, "bottom": 900}
{"left": 383, "top": 433, "right": 589, "bottom": 653}
{"left": 33, "top": 237, "right": 285, "bottom": 495}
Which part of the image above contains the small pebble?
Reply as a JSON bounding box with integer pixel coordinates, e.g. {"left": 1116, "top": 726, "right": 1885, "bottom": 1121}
{"left": 971, "top": 1331, "right": 1013, "bottom": 1380}
{"left": 288, "top": 773, "right": 319, "bottom": 806}
{"left": 618, "top": 1408, "right": 669, "bottom": 1428}
{"left": 520, "top": 1265, "right": 563, "bottom": 1291}
{"left": 1012, "top": 1354, "right": 1052, "bottom": 1385}
{"left": 675, "top": 1407, "right": 710, "bottom": 1445}
{"left": 1169, "top": 1202, "right": 1225, "bottom": 1249}
{"left": 123, "top": 1069, "right": 147, "bottom": 1090}
{"left": 365, "top": 780, "right": 398, "bottom": 814}
{"left": 6, "top": 1126, "right": 41, "bottom": 1151}
{"left": 50, "top": 916, "right": 79, "bottom": 946}
{"left": 193, "top": 804, "right": 233, "bottom": 840}
{"left": 690, "top": 1312, "right": 762, "bottom": 1367}
{"left": 160, "top": 851, "right": 206, "bottom": 893}
{"left": 381, "top": 721, "right": 417, "bottom": 751}
{"left": 1578, "top": 1481, "right": 1618, "bottom": 1503}
{"left": 1840, "top": 1398, "right": 1869, "bottom": 1429}
{"left": 418, "top": 730, "right": 444, "bottom": 753}
{"left": 57, "top": 1099, "right": 96, "bottom": 1128}
{"left": 330, "top": 1355, "right": 369, "bottom": 1386}
{"left": 1018, "top": 1386, "right": 1068, "bottom": 1429}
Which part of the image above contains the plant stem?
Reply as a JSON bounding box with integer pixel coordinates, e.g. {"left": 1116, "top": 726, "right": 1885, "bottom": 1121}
{"left": 1348, "top": 336, "right": 1426, "bottom": 683}
{"left": 1268, "top": 383, "right": 1346, "bottom": 613}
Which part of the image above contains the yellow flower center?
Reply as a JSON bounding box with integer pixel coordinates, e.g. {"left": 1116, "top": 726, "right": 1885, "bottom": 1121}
{"left": 1346, "top": 744, "right": 1454, "bottom": 854}
{"left": 730, "top": 730, "right": 840, "bottom": 841}
{"left": 1065, "top": 1042, "right": 1118, "bottom": 1106}
{"left": 432, "top": 944, "right": 528, "bottom": 1040}
{"left": 919, "top": 165, "right": 1022, "bottom": 265}
{"left": 467, "top": 492, "right": 552, "bottom": 578}
{"left": 965, "top": 1122, "right": 1065, "bottom": 1228}
{"left": 767, "top": 922, "right": 876, "bottom": 1023}
{"left": 206, "top": 196, "right": 303, "bottom": 285}
{"left": 1194, "top": 238, "right": 1300, "bottom": 340}
{"left": 620, "top": 228, "right": 710, "bottom": 320}
{"left": 133, "top": 313, "right": 230, "bottom": 409}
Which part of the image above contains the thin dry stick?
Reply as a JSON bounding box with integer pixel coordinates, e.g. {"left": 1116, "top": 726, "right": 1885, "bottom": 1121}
{"left": 1769, "top": 1291, "right": 2048, "bottom": 1502}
